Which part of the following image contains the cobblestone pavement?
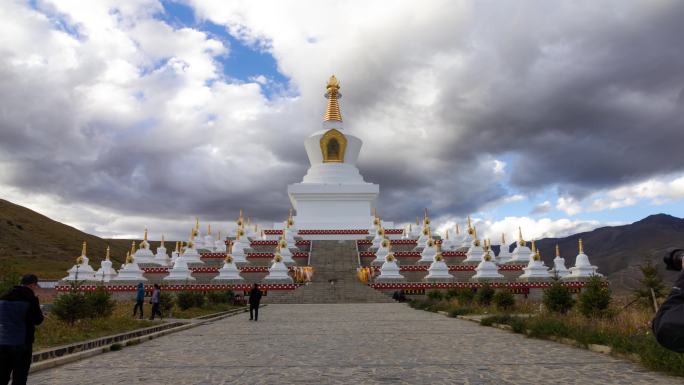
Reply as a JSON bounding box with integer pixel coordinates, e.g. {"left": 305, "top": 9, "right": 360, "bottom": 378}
{"left": 31, "top": 303, "right": 679, "bottom": 385}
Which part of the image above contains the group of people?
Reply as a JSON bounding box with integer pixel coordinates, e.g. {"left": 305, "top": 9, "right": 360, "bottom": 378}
{"left": 293, "top": 266, "right": 314, "bottom": 284}
{"left": 132, "top": 283, "right": 163, "bottom": 320}
{"left": 357, "top": 266, "right": 376, "bottom": 283}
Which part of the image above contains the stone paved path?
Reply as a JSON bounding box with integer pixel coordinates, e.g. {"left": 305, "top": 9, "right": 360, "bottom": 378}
{"left": 31, "top": 304, "right": 679, "bottom": 385}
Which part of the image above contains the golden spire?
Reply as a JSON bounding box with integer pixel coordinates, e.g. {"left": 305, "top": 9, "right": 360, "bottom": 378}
{"left": 160, "top": 235, "right": 165, "bottom": 248}
{"left": 579, "top": 238, "right": 584, "bottom": 254}
{"left": 518, "top": 227, "right": 526, "bottom": 246}
{"left": 445, "top": 230, "right": 449, "bottom": 240}
{"left": 126, "top": 251, "right": 133, "bottom": 264}
{"left": 143, "top": 228, "right": 148, "bottom": 241}
{"left": 175, "top": 241, "right": 180, "bottom": 253}
{"left": 555, "top": 243, "right": 560, "bottom": 257}
{"left": 456, "top": 224, "right": 460, "bottom": 235}
{"left": 237, "top": 209, "right": 244, "bottom": 226}
{"left": 408, "top": 223, "right": 412, "bottom": 232}
{"left": 467, "top": 216, "right": 472, "bottom": 230}
{"left": 207, "top": 224, "right": 212, "bottom": 235}
{"left": 323, "top": 75, "right": 342, "bottom": 122}
{"left": 416, "top": 216, "right": 419, "bottom": 225}
{"left": 81, "top": 241, "right": 87, "bottom": 256}
{"left": 501, "top": 233, "right": 506, "bottom": 244}
{"left": 130, "top": 241, "right": 136, "bottom": 255}
{"left": 195, "top": 217, "right": 199, "bottom": 230}
{"left": 105, "top": 245, "right": 110, "bottom": 260}
{"left": 217, "top": 230, "right": 221, "bottom": 241}
{"left": 531, "top": 240, "right": 536, "bottom": 253}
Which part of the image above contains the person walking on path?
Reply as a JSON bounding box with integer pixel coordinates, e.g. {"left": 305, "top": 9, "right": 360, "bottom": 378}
{"left": 0, "top": 274, "right": 45, "bottom": 385}
{"left": 149, "top": 284, "right": 162, "bottom": 320}
{"left": 133, "top": 282, "right": 145, "bottom": 319}
{"left": 249, "top": 283, "right": 262, "bottom": 321}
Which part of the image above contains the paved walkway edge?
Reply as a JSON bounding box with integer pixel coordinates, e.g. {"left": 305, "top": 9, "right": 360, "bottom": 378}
{"left": 30, "top": 306, "right": 251, "bottom": 374}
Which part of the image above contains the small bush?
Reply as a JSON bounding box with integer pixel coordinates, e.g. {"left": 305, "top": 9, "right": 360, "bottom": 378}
{"left": 176, "top": 291, "right": 206, "bottom": 310}
{"left": 207, "top": 290, "right": 234, "bottom": 305}
{"left": 408, "top": 299, "right": 432, "bottom": 310}
{"left": 0, "top": 267, "right": 20, "bottom": 297}
{"left": 456, "top": 288, "right": 475, "bottom": 305}
{"left": 52, "top": 292, "right": 88, "bottom": 325}
{"left": 578, "top": 275, "right": 611, "bottom": 317}
{"left": 109, "top": 343, "right": 122, "bottom": 351}
{"left": 475, "top": 284, "right": 495, "bottom": 306}
{"left": 427, "top": 290, "right": 443, "bottom": 301}
{"left": 159, "top": 292, "right": 174, "bottom": 315}
{"left": 543, "top": 279, "right": 575, "bottom": 314}
{"left": 493, "top": 290, "right": 515, "bottom": 310}
{"left": 448, "top": 307, "right": 473, "bottom": 317}
{"left": 84, "top": 286, "right": 115, "bottom": 318}
{"left": 445, "top": 288, "right": 460, "bottom": 300}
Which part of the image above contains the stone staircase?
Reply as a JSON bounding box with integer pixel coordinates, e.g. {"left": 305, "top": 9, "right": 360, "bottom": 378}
{"left": 265, "top": 240, "right": 394, "bottom": 303}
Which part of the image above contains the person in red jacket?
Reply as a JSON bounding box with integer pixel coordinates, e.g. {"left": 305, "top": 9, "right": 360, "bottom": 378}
{"left": 0, "top": 274, "right": 44, "bottom": 385}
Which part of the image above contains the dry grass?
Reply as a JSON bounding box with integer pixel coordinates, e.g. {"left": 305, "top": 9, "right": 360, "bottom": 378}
{"left": 170, "top": 303, "right": 242, "bottom": 319}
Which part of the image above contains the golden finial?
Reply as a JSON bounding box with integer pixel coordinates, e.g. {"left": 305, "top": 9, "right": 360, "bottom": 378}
{"left": 467, "top": 216, "right": 472, "bottom": 229}
{"left": 445, "top": 230, "right": 449, "bottom": 240}
{"left": 237, "top": 209, "right": 244, "bottom": 226}
{"left": 105, "top": 245, "right": 110, "bottom": 261}
{"left": 130, "top": 241, "right": 136, "bottom": 255}
{"left": 195, "top": 217, "right": 199, "bottom": 230}
{"left": 518, "top": 227, "right": 526, "bottom": 246}
{"left": 207, "top": 224, "right": 211, "bottom": 235}
{"left": 423, "top": 208, "right": 430, "bottom": 225}
{"left": 160, "top": 234, "right": 165, "bottom": 248}
{"left": 436, "top": 240, "right": 442, "bottom": 252}
{"left": 217, "top": 231, "right": 221, "bottom": 241}
{"left": 323, "top": 75, "right": 342, "bottom": 122}
{"left": 143, "top": 228, "right": 148, "bottom": 241}
{"left": 416, "top": 216, "right": 419, "bottom": 225}
{"left": 555, "top": 244, "right": 560, "bottom": 257}
{"left": 408, "top": 223, "right": 412, "bottom": 232}
{"left": 531, "top": 240, "right": 536, "bottom": 253}
{"left": 456, "top": 224, "right": 460, "bottom": 235}
{"left": 502, "top": 233, "right": 506, "bottom": 244}
{"left": 76, "top": 254, "right": 83, "bottom": 265}
{"left": 579, "top": 238, "right": 584, "bottom": 254}
{"left": 126, "top": 251, "right": 133, "bottom": 264}
{"left": 81, "top": 241, "right": 87, "bottom": 256}
{"left": 472, "top": 227, "right": 480, "bottom": 247}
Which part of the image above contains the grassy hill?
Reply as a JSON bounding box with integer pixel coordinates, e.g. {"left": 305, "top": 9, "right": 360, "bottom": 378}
{"left": 0, "top": 199, "right": 143, "bottom": 279}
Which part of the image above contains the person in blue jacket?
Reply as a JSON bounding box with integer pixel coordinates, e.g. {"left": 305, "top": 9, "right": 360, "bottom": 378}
{"left": 133, "top": 282, "right": 145, "bottom": 319}
{"left": 0, "top": 274, "right": 44, "bottom": 385}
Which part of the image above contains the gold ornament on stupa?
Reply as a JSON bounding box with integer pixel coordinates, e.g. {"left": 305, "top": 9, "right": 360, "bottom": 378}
{"left": 579, "top": 238, "right": 584, "bottom": 254}
{"left": 160, "top": 234, "right": 165, "bottom": 248}
{"left": 323, "top": 75, "right": 342, "bottom": 122}
{"left": 423, "top": 208, "right": 430, "bottom": 225}
{"left": 105, "top": 245, "right": 110, "bottom": 261}
{"left": 467, "top": 216, "right": 474, "bottom": 235}
{"left": 518, "top": 227, "right": 526, "bottom": 247}
{"left": 125, "top": 251, "right": 134, "bottom": 264}
{"left": 472, "top": 227, "right": 480, "bottom": 247}
{"left": 555, "top": 244, "right": 561, "bottom": 257}
{"left": 532, "top": 240, "right": 541, "bottom": 261}
{"left": 237, "top": 209, "right": 244, "bottom": 227}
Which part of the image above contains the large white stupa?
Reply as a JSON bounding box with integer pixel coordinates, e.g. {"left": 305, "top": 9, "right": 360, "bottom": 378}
{"left": 287, "top": 76, "right": 379, "bottom": 230}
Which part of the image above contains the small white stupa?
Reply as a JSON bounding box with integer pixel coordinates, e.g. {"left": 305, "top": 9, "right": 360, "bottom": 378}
{"left": 181, "top": 229, "right": 204, "bottom": 264}
{"left": 230, "top": 226, "right": 249, "bottom": 265}
{"left": 264, "top": 252, "right": 293, "bottom": 283}
{"left": 277, "top": 235, "right": 295, "bottom": 266}
{"left": 453, "top": 224, "right": 466, "bottom": 247}
{"left": 417, "top": 233, "right": 437, "bottom": 264}
{"left": 115, "top": 242, "right": 148, "bottom": 281}
{"left": 564, "top": 239, "right": 601, "bottom": 280}
{"left": 94, "top": 246, "right": 117, "bottom": 282}
{"left": 460, "top": 216, "right": 475, "bottom": 248}
{"left": 509, "top": 227, "right": 533, "bottom": 264}
{"left": 245, "top": 217, "right": 258, "bottom": 238}
{"left": 463, "top": 227, "right": 485, "bottom": 263}
{"left": 410, "top": 217, "right": 422, "bottom": 238}
{"left": 163, "top": 247, "right": 195, "bottom": 281}
{"left": 233, "top": 209, "right": 245, "bottom": 237}
{"left": 170, "top": 241, "right": 181, "bottom": 265}
{"left": 214, "top": 231, "right": 227, "bottom": 252}
{"left": 440, "top": 230, "right": 455, "bottom": 250}
{"left": 375, "top": 246, "right": 405, "bottom": 282}
{"left": 551, "top": 244, "right": 570, "bottom": 278}
{"left": 191, "top": 217, "right": 204, "bottom": 249}
{"left": 282, "top": 226, "right": 296, "bottom": 249}
{"left": 64, "top": 241, "right": 97, "bottom": 281}
{"left": 133, "top": 228, "right": 157, "bottom": 264}
{"left": 203, "top": 224, "right": 215, "bottom": 251}
{"left": 153, "top": 235, "right": 170, "bottom": 266}
{"left": 371, "top": 238, "right": 390, "bottom": 266}
{"left": 518, "top": 241, "right": 552, "bottom": 281}
{"left": 496, "top": 233, "right": 512, "bottom": 264}
{"left": 472, "top": 248, "right": 504, "bottom": 282}
{"left": 425, "top": 243, "right": 453, "bottom": 281}
{"left": 214, "top": 244, "right": 244, "bottom": 282}
{"left": 371, "top": 226, "right": 385, "bottom": 248}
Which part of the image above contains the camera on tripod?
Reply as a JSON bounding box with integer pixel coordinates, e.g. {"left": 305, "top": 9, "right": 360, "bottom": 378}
{"left": 663, "top": 248, "right": 684, "bottom": 271}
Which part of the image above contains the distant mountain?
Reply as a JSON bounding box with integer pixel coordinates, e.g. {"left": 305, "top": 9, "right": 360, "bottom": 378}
{"left": 0, "top": 199, "right": 142, "bottom": 279}
{"left": 529, "top": 214, "right": 684, "bottom": 293}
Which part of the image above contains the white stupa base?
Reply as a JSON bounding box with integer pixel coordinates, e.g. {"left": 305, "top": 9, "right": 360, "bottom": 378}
{"left": 518, "top": 260, "right": 552, "bottom": 281}
{"left": 94, "top": 260, "right": 117, "bottom": 283}
{"left": 287, "top": 179, "right": 379, "bottom": 230}
{"left": 279, "top": 248, "right": 296, "bottom": 266}
{"left": 376, "top": 261, "right": 405, "bottom": 281}
{"left": 213, "top": 262, "right": 244, "bottom": 281}
{"left": 163, "top": 258, "right": 195, "bottom": 281}
{"left": 371, "top": 248, "right": 389, "bottom": 266}
{"left": 551, "top": 257, "right": 571, "bottom": 278}
{"left": 563, "top": 267, "right": 601, "bottom": 281}
{"left": 63, "top": 264, "right": 97, "bottom": 282}
{"left": 153, "top": 248, "right": 170, "bottom": 266}
{"left": 497, "top": 250, "right": 512, "bottom": 264}
{"left": 471, "top": 260, "right": 504, "bottom": 281}
{"left": 115, "top": 263, "right": 147, "bottom": 281}
{"left": 440, "top": 240, "right": 456, "bottom": 251}
{"left": 214, "top": 242, "right": 227, "bottom": 252}
{"left": 181, "top": 248, "right": 204, "bottom": 264}
{"left": 417, "top": 246, "right": 437, "bottom": 264}
{"left": 509, "top": 247, "right": 532, "bottom": 264}
{"left": 134, "top": 249, "right": 158, "bottom": 265}
{"left": 425, "top": 260, "right": 453, "bottom": 281}
{"left": 416, "top": 234, "right": 429, "bottom": 248}
{"left": 463, "top": 247, "right": 485, "bottom": 263}
{"left": 264, "top": 261, "right": 293, "bottom": 283}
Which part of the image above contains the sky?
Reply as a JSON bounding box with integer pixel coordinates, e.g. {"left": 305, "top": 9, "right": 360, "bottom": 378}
{"left": 1, "top": 0, "right": 683, "bottom": 243}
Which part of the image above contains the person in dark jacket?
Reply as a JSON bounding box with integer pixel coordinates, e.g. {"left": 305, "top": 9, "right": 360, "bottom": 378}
{"left": 149, "top": 284, "right": 162, "bottom": 320}
{"left": 248, "top": 283, "right": 262, "bottom": 321}
{"left": 133, "top": 282, "right": 145, "bottom": 319}
{"left": 653, "top": 272, "right": 684, "bottom": 352}
{"left": 0, "top": 274, "right": 44, "bottom": 385}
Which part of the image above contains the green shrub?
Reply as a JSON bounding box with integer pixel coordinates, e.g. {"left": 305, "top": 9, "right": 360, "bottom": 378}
{"left": 52, "top": 292, "right": 88, "bottom": 325}
{"left": 207, "top": 290, "right": 234, "bottom": 305}
{"left": 475, "top": 284, "right": 495, "bottom": 306}
{"left": 493, "top": 290, "right": 515, "bottom": 310}
{"left": 176, "top": 291, "right": 206, "bottom": 310}
{"left": 408, "top": 299, "right": 432, "bottom": 310}
{"left": 578, "top": 275, "right": 611, "bottom": 317}
{"left": 526, "top": 316, "right": 571, "bottom": 339}
{"left": 445, "top": 288, "right": 460, "bottom": 300}
{"left": 632, "top": 259, "right": 666, "bottom": 309}
{"left": 159, "top": 292, "right": 174, "bottom": 315}
{"left": 84, "top": 286, "right": 115, "bottom": 318}
{"left": 448, "top": 307, "right": 473, "bottom": 317}
{"left": 0, "top": 266, "right": 20, "bottom": 297}
{"left": 427, "top": 290, "right": 443, "bottom": 301}
{"left": 543, "top": 279, "right": 575, "bottom": 314}
{"left": 456, "top": 288, "right": 475, "bottom": 305}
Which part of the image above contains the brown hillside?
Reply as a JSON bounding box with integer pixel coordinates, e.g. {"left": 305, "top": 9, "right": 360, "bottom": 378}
{"left": 0, "top": 199, "right": 148, "bottom": 279}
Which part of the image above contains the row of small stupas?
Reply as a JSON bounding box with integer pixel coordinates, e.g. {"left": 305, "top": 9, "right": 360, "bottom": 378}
{"left": 62, "top": 208, "right": 600, "bottom": 285}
